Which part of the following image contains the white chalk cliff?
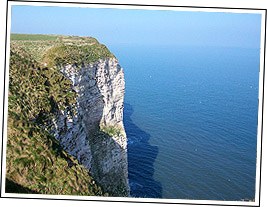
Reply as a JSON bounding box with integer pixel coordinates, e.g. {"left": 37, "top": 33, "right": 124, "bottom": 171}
{"left": 50, "top": 58, "right": 129, "bottom": 196}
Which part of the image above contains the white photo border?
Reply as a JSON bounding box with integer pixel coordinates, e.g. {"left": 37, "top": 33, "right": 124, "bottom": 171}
{"left": 1, "top": 1, "right": 266, "bottom": 207}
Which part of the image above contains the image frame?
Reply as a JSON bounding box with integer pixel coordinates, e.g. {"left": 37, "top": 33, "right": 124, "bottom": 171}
{"left": 0, "top": 0, "right": 266, "bottom": 206}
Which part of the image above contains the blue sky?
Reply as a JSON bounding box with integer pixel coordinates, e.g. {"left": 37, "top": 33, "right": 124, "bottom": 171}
{"left": 11, "top": 5, "right": 262, "bottom": 48}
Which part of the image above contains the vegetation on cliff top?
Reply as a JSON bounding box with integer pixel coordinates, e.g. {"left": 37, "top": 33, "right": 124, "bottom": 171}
{"left": 11, "top": 33, "right": 115, "bottom": 68}
{"left": 6, "top": 33, "right": 114, "bottom": 196}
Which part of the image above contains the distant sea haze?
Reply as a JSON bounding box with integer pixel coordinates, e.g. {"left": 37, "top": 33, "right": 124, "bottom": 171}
{"left": 110, "top": 44, "right": 259, "bottom": 200}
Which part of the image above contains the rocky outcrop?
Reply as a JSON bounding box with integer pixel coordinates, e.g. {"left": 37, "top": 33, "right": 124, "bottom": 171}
{"left": 51, "top": 58, "right": 129, "bottom": 196}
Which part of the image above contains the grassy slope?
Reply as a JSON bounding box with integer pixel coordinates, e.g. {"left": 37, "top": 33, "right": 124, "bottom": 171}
{"left": 6, "top": 34, "right": 115, "bottom": 196}
{"left": 11, "top": 33, "right": 115, "bottom": 68}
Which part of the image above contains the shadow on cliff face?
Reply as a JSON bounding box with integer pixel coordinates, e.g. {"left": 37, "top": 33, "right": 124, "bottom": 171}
{"left": 123, "top": 103, "right": 162, "bottom": 198}
{"left": 90, "top": 128, "right": 129, "bottom": 197}
{"left": 81, "top": 60, "right": 129, "bottom": 197}
{"left": 57, "top": 60, "right": 129, "bottom": 197}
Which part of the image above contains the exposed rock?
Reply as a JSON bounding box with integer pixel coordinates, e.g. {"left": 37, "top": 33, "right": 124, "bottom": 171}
{"left": 51, "top": 58, "right": 129, "bottom": 196}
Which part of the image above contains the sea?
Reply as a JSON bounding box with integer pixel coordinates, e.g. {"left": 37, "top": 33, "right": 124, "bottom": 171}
{"left": 108, "top": 44, "right": 260, "bottom": 200}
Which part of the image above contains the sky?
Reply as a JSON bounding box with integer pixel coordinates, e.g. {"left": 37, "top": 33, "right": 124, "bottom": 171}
{"left": 11, "top": 5, "right": 262, "bottom": 48}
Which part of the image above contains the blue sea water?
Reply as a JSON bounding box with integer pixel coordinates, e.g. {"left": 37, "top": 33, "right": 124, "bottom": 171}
{"left": 109, "top": 44, "right": 260, "bottom": 200}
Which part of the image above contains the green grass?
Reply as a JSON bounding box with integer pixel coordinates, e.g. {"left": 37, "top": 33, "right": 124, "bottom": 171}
{"left": 100, "top": 125, "right": 122, "bottom": 137}
{"left": 11, "top": 33, "right": 59, "bottom": 41}
{"left": 6, "top": 113, "right": 107, "bottom": 196}
{"left": 10, "top": 33, "right": 115, "bottom": 66}
{"left": 6, "top": 34, "right": 115, "bottom": 196}
{"left": 43, "top": 43, "right": 114, "bottom": 68}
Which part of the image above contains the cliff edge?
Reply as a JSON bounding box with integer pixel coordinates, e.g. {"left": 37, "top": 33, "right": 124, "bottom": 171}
{"left": 6, "top": 34, "right": 129, "bottom": 196}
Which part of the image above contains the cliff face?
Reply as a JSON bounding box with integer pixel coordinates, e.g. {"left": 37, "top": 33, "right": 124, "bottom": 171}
{"left": 8, "top": 34, "right": 129, "bottom": 196}
{"left": 52, "top": 58, "right": 129, "bottom": 196}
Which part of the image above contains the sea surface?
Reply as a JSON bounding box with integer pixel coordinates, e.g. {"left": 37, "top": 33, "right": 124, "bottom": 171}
{"left": 109, "top": 44, "right": 260, "bottom": 200}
